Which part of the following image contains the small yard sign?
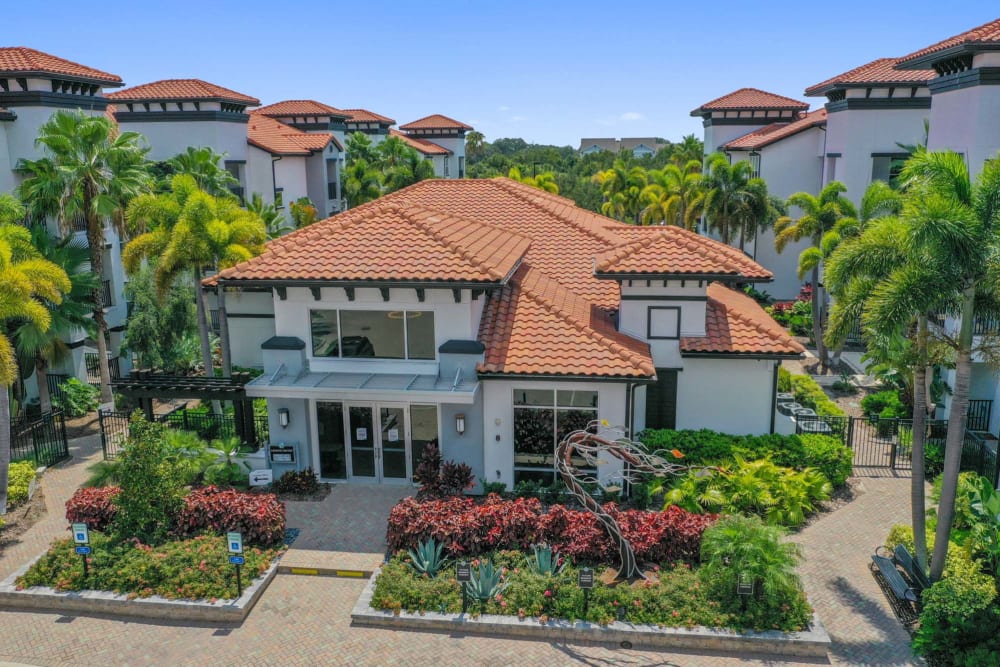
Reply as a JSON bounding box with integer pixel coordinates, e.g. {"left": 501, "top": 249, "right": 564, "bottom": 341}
{"left": 578, "top": 568, "right": 594, "bottom": 589}
{"left": 249, "top": 469, "right": 273, "bottom": 487}
{"left": 72, "top": 523, "right": 89, "bottom": 545}
{"left": 227, "top": 532, "right": 243, "bottom": 554}
{"left": 456, "top": 562, "right": 471, "bottom": 582}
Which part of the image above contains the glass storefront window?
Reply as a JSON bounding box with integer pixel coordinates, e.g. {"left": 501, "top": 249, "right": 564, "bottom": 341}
{"left": 513, "top": 389, "right": 598, "bottom": 484}
{"left": 309, "top": 309, "right": 435, "bottom": 360}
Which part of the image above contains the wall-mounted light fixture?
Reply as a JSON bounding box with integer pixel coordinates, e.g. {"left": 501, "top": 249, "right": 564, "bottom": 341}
{"left": 455, "top": 413, "right": 466, "bottom": 435}
{"left": 278, "top": 408, "right": 290, "bottom": 428}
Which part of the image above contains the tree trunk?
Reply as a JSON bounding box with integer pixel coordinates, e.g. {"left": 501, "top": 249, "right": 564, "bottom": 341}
{"left": 0, "top": 386, "right": 11, "bottom": 514}
{"left": 810, "top": 264, "right": 827, "bottom": 370}
{"left": 35, "top": 357, "right": 51, "bottom": 415}
{"left": 217, "top": 286, "right": 232, "bottom": 379}
{"left": 85, "top": 193, "right": 114, "bottom": 405}
{"left": 192, "top": 268, "right": 221, "bottom": 414}
{"left": 911, "top": 314, "right": 930, "bottom": 575}
{"left": 738, "top": 221, "right": 746, "bottom": 253}
{"left": 930, "top": 287, "right": 976, "bottom": 582}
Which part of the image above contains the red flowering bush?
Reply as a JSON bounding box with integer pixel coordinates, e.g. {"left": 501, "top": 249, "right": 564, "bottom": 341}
{"left": 386, "top": 494, "right": 714, "bottom": 565}
{"left": 65, "top": 486, "right": 120, "bottom": 531}
{"left": 173, "top": 486, "right": 286, "bottom": 546}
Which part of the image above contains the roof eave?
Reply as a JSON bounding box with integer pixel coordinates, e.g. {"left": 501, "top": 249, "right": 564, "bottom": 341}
{"left": 476, "top": 371, "right": 656, "bottom": 383}
{"left": 594, "top": 271, "right": 772, "bottom": 282}
{"left": 246, "top": 138, "right": 310, "bottom": 157}
{"left": 213, "top": 278, "right": 508, "bottom": 290}
{"left": 4, "top": 70, "right": 123, "bottom": 87}
{"left": 897, "top": 43, "right": 1000, "bottom": 69}
{"left": 680, "top": 350, "right": 804, "bottom": 360}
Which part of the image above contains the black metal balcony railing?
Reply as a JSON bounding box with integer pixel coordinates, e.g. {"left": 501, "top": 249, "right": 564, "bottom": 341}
{"left": 967, "top": 399, "right": 993, "bottom": 432}
{"left": 71, "top": 214, "right": 88, "bottom": 233}
{"left": 98, "top": 279, "right": 113, "bottom": 309}
{"left": 327, "top": 181, "right": 338, "bottom": 200}
{"left": 209, "top": 309, "right": 221, "bottom": 333}
{"left": 974, "top": 314, "right": 1000, "bottom": 336}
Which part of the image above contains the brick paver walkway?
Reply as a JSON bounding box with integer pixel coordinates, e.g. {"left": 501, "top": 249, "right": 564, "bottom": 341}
{"left": 0, "top": 447, "right": 924, "bottom": 665}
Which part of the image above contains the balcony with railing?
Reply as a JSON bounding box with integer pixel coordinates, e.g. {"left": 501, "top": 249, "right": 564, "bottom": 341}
{"left": 98, "top": 279, "right": 113, "bottom": 309}
{"left": 968, "top": 399, "right": 993, "bottom": 433}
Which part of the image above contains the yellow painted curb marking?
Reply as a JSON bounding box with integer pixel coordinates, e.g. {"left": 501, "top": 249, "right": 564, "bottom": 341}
{"left": 289, "top": 567, "right": 318, "bottom": 576}
{"left": 335, "top": 570, "right": 365, "bottom": 578}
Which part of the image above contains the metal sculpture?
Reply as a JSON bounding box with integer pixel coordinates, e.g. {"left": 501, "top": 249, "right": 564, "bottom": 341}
{"left": 556, "top": 420, "right": 707, "bottom": 581}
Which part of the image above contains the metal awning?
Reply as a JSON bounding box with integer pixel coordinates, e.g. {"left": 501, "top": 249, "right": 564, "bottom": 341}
{"left": 244, "top": 367, "right": 479, "bottom": 404}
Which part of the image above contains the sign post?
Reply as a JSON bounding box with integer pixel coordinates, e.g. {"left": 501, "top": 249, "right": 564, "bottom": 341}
{"left": 227, "top": 532, "right": 245, "bottom": 597}
{"left": 72, "top": 522, "right": 91, "bottom": 578}
{"left": 456, "top": 561, "right": 471, "bottom": 614}
{"left": 578, "top": 567, "right": 594, "bottom": 616}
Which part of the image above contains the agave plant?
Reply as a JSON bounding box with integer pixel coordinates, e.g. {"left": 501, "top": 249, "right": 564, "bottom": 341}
{"left": 407, "top": 538, "right": 449, "bottom": 577}
{"left": 464, "top": 559, "right": 508, "bottom": 603}
{"left": 529, "top": 543, "right": 566, "bottom": 576}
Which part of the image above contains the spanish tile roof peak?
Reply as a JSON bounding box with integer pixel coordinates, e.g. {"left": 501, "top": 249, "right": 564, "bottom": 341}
{"left": 343, "top": 108, "right": 396, "bottom": 124}
{"left": 388, "top": 129, "right": 451, "bottom": 155}
{"left": 681, "top": 283, "right": 804, "bottom": 356}
{"left": 247, "top": 114, "right": 333, "bottom": 156}
{"left": 254, "top": 99, "right": 349, "bottom": 118}
{"left": 804, "top": 57, "right": 936, "bottom": 95}
{"left": 593, "top": 225, "right": 772, "bottom": 280}
{"left": 0, "top": 46, "right": 121, "bottom": 84}
{"left": 898, "top": 17, "right": 1000, "bottom": 68}
{"left": 107, "top": 79, "right": 259, "bottom": 105}
{"left": 724, "top": 108, "right": 828, "bottom": 150}
{"left": 691, "top": 88, "right": 809, "bottom": 115}
{"left": 399, "top": 114, "right": 473, "bottom": 131}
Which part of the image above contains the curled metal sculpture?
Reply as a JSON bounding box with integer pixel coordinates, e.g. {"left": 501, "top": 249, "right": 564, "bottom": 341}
{"left": 556, "top": 420, "right": 707, "bottom": 581}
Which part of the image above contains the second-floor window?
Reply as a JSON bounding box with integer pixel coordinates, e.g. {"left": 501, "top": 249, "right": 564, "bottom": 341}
{"left": 310, "top": 309, "right": 436, "bottom": 360}
{"left": 443, "top": 156, "right": 450, "bottom": 177}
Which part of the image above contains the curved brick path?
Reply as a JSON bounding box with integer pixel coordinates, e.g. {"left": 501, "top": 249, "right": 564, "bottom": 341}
{"left": 0, "top": 440, "right": 922, "bottom": 665}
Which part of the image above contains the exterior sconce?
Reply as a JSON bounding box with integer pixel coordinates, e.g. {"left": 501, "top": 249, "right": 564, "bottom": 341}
{"left": 455, "top": 413, "right": 466, "bottom": 435}
{"left": 278, "top": 408, "right": 290, "bottom": 428}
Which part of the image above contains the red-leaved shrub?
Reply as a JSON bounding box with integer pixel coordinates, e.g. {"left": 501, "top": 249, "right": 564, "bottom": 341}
{"left": 65, "top": 486, "right": 120, "bottom": 531}
{"left": 386, "top": 494, "right": 714, "bottom": 565}
{"left": 174, "top": 486, "right": 286, "bottom": 546}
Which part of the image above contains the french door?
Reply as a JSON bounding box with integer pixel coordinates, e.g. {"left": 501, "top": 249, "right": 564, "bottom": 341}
{"left": 344, "top": 402, "right": 411, "bottom": 483}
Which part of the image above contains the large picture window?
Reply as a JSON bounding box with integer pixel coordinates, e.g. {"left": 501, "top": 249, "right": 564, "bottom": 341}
{"left": 310, "top": 309, "right": 435, "bottom": 360}
{"left": 513, "top": 389, "right": 598, "bottom": 484}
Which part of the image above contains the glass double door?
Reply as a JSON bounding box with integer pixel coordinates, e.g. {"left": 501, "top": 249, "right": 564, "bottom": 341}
{"left": 347, "top": 404, "right": 408, "bottom": 482}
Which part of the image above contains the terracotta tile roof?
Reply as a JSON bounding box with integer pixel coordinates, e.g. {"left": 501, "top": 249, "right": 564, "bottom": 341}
{"left": 691, "top": 88, "right": 808, "bottom": 115}
{"left": 247, "top": 113, "right": 334, "bottom": 156}
{"left": 255, "top": 99, "right": 349, "bottom": 119}
{"left": 805, "top": 58, "right": 935, "bottom": 96}
{"left": 107, "top": 79, "right": 259, "bottom": 105}
{"left": 724, "top": 109, "right": 828, "bottom": 150}
{"left": 478, "top": 264, "right": 655, "bottom": 378}
{"left": 105, "top": 104, "right": 117, "bottom": 124}
{"left": 343, "top": 108, "right": 396, "bottom": 124}
{"left": 593, "top": 226, "right": 772, "bottom": 280}
{"left": 898, "top": 17, "right": 1000, "bottom": 68}
{"left": 399, "top": 114, "right": 473, "bottom": 131}
{"left": 215, "top": 199, "right": 531, "bottom": 284}
{"left": 681, "top": 283, "right": 804, "bottom": 357}
{"left": 389, "top": 129, "right": 451, "bottom": 156}
{"left": 0, "top": 47, "right": 122, "bottom": 84}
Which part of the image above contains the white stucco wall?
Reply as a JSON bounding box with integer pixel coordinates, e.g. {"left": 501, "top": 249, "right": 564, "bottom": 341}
{"left": 674, "top": 357, "right": 779, "bottom": 435}
{"left": 273, "top": 155, "right": 309, "bottom": 209}
{"left": 224, "top": 290, "right": 275, "bottom": 368}
{"left": 617, "top": 280, "right": 708, "bottom": 368}
{"left": 246, "top": 145, "right": 276, "bottom": 207}
{"left": 119, "top": 118, "right": 249, "bottom": 163}
{"left": 927, "top": 83, "right": 1000, "bottom": 179}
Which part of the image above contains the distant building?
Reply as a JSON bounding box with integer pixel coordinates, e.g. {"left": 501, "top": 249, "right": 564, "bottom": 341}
{"left": 578, "top": 137, "right": 666, "bottom": 157}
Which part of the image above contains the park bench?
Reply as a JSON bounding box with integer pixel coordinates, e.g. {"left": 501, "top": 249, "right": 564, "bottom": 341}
{"left": 870, "top": 544, "right": 927, "bottom": 630}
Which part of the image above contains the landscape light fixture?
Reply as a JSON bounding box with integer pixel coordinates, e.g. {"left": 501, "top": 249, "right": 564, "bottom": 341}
{"left": 278, "top": 408, "right": 290, "bottom": 428}
{"left": 455, "top": 414, "right": 466, "bottom": 435}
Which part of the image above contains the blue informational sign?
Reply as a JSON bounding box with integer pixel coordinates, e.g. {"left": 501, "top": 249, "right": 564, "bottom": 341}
{"left": 227, "top": 532, "right": 243, "bottom": 554}
{"left": 229, "top": 555, "right": 245, "bottom": 566}
{"left": 72, "top": 522, "right": 89, "bottom": 545}
{"left": 75, "top": 546, "right": 92, "bottom": 555}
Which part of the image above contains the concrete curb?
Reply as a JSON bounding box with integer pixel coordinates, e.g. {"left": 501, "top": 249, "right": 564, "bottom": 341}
{"left": 350, "top": 567, "right": 831, "bottom": 658}
{"left": 0, "top": 550, "right": 280, "bottom": 624}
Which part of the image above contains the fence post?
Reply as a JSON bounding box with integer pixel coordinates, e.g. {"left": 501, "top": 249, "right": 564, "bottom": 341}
{"left": 888, "top": 420, "right": 899, "bottom": 469}
{"left": 846, "top": 416, "right": 855, "bottom": 450}
{"left": 98, "top": 409, "right": 109, "bottom": 459}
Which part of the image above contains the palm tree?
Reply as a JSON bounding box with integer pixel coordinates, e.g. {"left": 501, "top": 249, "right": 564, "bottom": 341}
{"left": 124, "top": 175, "right": 266, "bottom": 383}
{"left": 639, "top": 160, "right": 702, "bottom": 228}
{"left": 246, "top": 192, "right": 291, "bottom": 239}
{"left": 690, "top": 153, "right": 775, "bottom": 249}
{"left": 383, "top": 150, "right": 435, "bottom": 194}
{"left": 343, "top": 159, "right": 382, "bottom": 207}
{"left": 671, "top": 134, "right": 704, "bottom": 167}
{"left": 593, "top": 160, "right": 647, "bottom": 223}
{"left": 507, "top": 167, "right": 559, "bottom": 194}
{"left": 13, "top": 224, "right": 97, "bottom": 413}
{"left": 17, "top": 110, "right": 151, "bottom": 403}
{"left": 773, "top": 181, "right": 858, "bottom": 369}
{"left": 465, "top": 130, "right": 486, "bottom": 158}
{"left": 289, "top": 197, "right": 319, "bottom": 229}
{"left": 0, "top": 216, "right": 71, "bottom": 513}
{"left": 166, "top": 146, "right": 238, "bottom": 197}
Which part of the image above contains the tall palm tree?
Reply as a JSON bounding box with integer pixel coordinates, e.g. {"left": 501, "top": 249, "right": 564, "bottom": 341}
{"left": 13, "top": 224, "right": 97, "bottom": 413}
{"left": 690, "top": 153, "right": 775, "bottom": 249}
{"left": 508, "top": 167, "right": 559, "bottom": 194}
{"left": 0, "top": 215, "right": 71, "bottom": 513}
{"left": 593, "top": 160, "right": 647, "bottom": 223}
{"left": 166, "top": 146, "right": 238, "bottom": 197}
{"left": 671, "top": 134, "right": 704, "bottom": 167}
{"left": 246, "top": 192, "right": 291, "bottom": 239}
{"left": 383, "top": 150, "right": 435, "bottom": 194}
{"left": 773, "top": 181, "right": 858, "bottom": 369}
{"left": 465, "top": 130, "right": 486, "bottom": 158}
{"left": 343, "top": 158, "right": 383, "bottom": 207}
{"left": 17, "top": 110, "right": 151, "bottom": 403}
{"left": 639, "top": 160, "right": 702, "bottom": 228}
{"left": 124, "top": 175, "right": 266, "bottom": 382}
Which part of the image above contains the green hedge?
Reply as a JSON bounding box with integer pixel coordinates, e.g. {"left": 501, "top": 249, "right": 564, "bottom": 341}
{"left": 788, "top": 374, "right": 846, "bottom": 417}
{"left": 638, "top": 429, "right": 852, "bottom": 487}
{"left": 6, "top": 461, "right": 37, "bottom": 508}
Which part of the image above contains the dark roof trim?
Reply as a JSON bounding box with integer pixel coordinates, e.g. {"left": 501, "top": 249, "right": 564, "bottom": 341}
{"left": 0, "top": 91, "right": 111, "bottom": 110}
{"left": 680, "top": 351, "right": 804, "bottom": 360}
{"left": 114, "top": 110, "right": 250, "bottom": 124}
{"left": 897, "top": 44, "right": 1000, "bottom": 70}
{"left": 0, "top": 70, "right": 123, "bottom": 87}
{"left": 825, "top": 97, "right": 932, "bottom": 113}
{"left": 261, "top": 336, "right": 306, "bottom": 350}
{"left": 215, "top": 278, "right": 505, "bottom": 290}
{"left": 927, "top": 67, "right": 1000, "bottom": 94}
{"left": 595, "top": 271, "right": 771, "bottom": 283}
{"left": 439, "top": 340, "right": 485, "bottom": 354}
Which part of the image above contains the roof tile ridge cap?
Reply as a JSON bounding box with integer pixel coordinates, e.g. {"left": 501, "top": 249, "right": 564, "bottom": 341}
{"left": 401, "top": 205, "right": 502, "bottom": 279}
{"left": 517, "top": 272, "right": 651, "bottom": 373}
{"left": 598, "top": 230, "right": 665, "bottom": 268}
{"left": 492, "top": 179, "right": 618, "bottom": 246}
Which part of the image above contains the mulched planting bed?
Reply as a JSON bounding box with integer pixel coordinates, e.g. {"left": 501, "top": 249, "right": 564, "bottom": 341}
{"left": 0, "top": 488, "right": 47, "bottom": 553}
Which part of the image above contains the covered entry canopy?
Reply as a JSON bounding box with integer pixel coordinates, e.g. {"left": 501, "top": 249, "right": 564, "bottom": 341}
{"left": 244, "top": 369, "right": 480, "bottom": 404}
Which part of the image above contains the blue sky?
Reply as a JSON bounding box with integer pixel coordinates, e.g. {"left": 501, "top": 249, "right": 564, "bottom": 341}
{"left": 5, "top": 1, "right": 997, "bottom": 146}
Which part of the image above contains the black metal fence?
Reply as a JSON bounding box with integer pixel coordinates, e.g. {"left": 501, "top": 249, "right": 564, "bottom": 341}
{"left": 961, "top": 429, "right": 1000, "bottom": 488}
{"left": 99, "top": 408, "right": 269, "bottom": 460}
{"left": 967, "top": 399, "right": 993, "bottom": 432}
{"left": 85, "top": 353, "right": 122, "bottom": 386}
{"left": 10, "top": 410, "right": 70, "bottom": 468}
{"left": 46, "top": 373, "right": 70, "bottom": 403}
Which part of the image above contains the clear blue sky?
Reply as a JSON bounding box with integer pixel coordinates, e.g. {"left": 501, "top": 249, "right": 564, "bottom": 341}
{"left": 5, "top": 1, "right": 996, "bottom": 146}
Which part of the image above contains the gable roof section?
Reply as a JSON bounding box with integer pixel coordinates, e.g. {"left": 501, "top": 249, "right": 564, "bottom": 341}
{"left": 724, "top": 109, "right": 828, "bottom": 150}
{"left": 389, "top": 129, "right": 450, "bottom": 155}
{"left": 343, "top": 108, "right": 396, "bottom": 124}
{"left": 478, "top": 264, "right": 655, "bottom": 378}
{"left": 593, "top": 226, "right": 772, "bottom": 280}
{"left": 681, "top": 283, "right": 804, "bottom": 357}
{"left": 897, "top": 17, "right": 1000, "bottom": 69}
{"left": 247, "top": 113, "right": 334, "bottom": 156}
{"left": 0, "top": 47, "right": 121, "bottom": 85}
{"left": 107, "top": 79, "right": 259, "bottom": 105}
{"left": 400, "top": 114, "right": 473, "bottom": 131}
{"left": 691, "top": 88, "right": 808, "bottom": 116}
{"left": 805, "top": 58, "right": 935, "bottom": 96}
{"left": 255, "top": 99, "right": 349, "bottom": 119}
{"left": 215, "top": 199, "right": 530, "bottom": 285}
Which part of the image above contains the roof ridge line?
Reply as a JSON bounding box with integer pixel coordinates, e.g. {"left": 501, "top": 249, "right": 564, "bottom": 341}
{"left": 710, "top": 285, "right": 788, "bottom": 338}
{"left": 491, "top": 178, "right": 619, "bottom": 246}
{"left": 400, "top": 206, "right": 504, "bottom": 279}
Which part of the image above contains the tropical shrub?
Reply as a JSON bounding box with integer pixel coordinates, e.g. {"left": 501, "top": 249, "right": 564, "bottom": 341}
{"left": 407, "top": 538, "right": 449, "bottom": 577}
{"left": 203, "top": 437, "right": 246, "bottom": 488}
{"left": 860, "top": 390, "right": 905, "bottom": 419}
{"left": 16, "top": 533, "right": 282, "bottom": 600}
{"left": 6, "top": 461, "right": 37, "bottom": 508}
{"left": 663, "top": 458, "right": 831, "bottom": 527}
{"left": 65, "top": 486, "right": 119, "bottom": 531}
{"left": 777, "top": 366, "right": 792, "bottom": 392}
{"left": 174, "top": 485, "right": 285, "bottom": 546}
{"left": 272, "top": 468, "right": 320, "bottom": 495}
{"left": 412, "top": 444, "right": 474, "bottom": 498}
{"left": 799, "top": 434, "right": 853, "bottom": 487}
{"left": 53, "top": 378, "right": 99, "bottom": 417}
{"left": 788, "top": 374, "right": 845, "bottom": 417}
{"left": 767, "top": 299, "right": 813, "bottom": 336}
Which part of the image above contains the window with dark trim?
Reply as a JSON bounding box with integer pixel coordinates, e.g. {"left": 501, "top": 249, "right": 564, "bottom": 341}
{"left": 513, "top": 389, "right": 597, "bottom": 484}
{"left": 647, "top": 306, "right": 681, "bottom": 340}
{"left": 310, "top": 309, "right": 435, "bottom": 360}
